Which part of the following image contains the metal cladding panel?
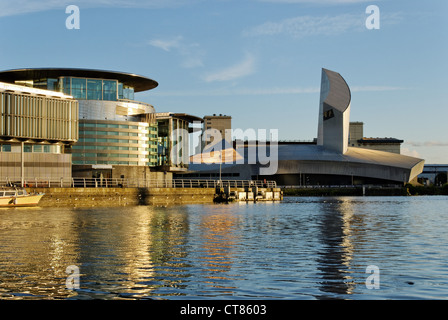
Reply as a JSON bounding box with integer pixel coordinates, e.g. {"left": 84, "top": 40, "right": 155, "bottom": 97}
{"left": 0, "top": 89, "right": 78, "bottom": 143}
{"left": 0, "top": 152, "right": 72, "bottom": 179}
{"left": 79, "top": 100, "right": 154, "bottom": 121}
{"left": 234, "top": 144, "right": 424, "bottom": 182}
{"left": 321, "top": 68, "right": 351, "bottom": 113}
{"left": 317, "top": 68, "right": 351, "bottom": 154}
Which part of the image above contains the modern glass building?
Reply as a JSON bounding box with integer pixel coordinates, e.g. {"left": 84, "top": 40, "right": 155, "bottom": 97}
{"left": 155, "top": 112, "right": 203, "bottom": 171}
{"left": 0, "top": 68, "right": 201, "bottom": 181}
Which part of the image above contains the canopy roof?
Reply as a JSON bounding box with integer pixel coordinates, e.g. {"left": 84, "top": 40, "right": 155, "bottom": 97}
{"left": 0, "top": 68, "right": 158, "bottom": 92}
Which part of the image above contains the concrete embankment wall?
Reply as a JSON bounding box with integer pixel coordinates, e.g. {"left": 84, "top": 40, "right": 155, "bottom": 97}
{"left": 26, "top": 187, "right": 216, "bottom": 207}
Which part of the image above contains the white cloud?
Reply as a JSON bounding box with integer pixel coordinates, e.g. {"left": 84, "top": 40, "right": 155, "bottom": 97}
{"left": 149, "top": 36, "right": 205, "bottom": 68}
{"left": 404, "top": 141, "right": 448, "bottom": 147}
{"left": 204, "top": 53, "right": 256, "bottom": 82}
{"left": 0, "top": 0, "right": 200, "bottom": 17}
{"left": 243, "top": 14, "right": 365, "bottom": 38}
{"left": 148, "top": 36, "right": 183, "bottom": 52}
{"left": 401, "top": 147, "right": 421, "bottom": 159}
{"left": 243, "top": 11, "right": 403, "bottom": 38}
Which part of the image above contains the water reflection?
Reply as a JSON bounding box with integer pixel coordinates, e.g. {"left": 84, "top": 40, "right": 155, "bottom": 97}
{"left": 197, "top": 208, "right": 239, "bottom": 295}
{"left": 0, "top": 196, "right": 447, "bottom": 299}
{"left": 315, "top": 198, "right": 358, "bottom": 298}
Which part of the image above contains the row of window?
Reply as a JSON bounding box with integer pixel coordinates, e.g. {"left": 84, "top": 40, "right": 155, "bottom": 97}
{"left": 80, "top": 123, "right": 140, "bottom": 129}
{"left": 73, "top": 145, "right": 139, "bottom": 151}
{"left": 77, "top": 138, "right": 140, "bottom": 144}
{"left": 73, "top": 160, "right": 140, "bottom": 166}
{"left": 32, "top": 77, "right": 135, "bottom": 101}
{"left": 73, "top": 145, "right": 157, "bottom": 152}
{"left": 60, "top": 77, "right": 134, "bottom": 101}
{"left": 80, "top": 131, "right": 157, "bottom": 139}
{"left": 73, "top": 153, "right": 141, "bottom": 158}
{"left": 0, "top": 144, "right": 62, "bottom": 153}
{"left": 81, "top": 130, "right": 139, "bottom": 137}
{"left": 73, "top": 152, "right": 158, "bottom": 159}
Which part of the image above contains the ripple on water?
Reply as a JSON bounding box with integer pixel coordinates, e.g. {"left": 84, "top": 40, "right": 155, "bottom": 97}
{"left": 0, "top": 196, "right": 447, "bottom": 299}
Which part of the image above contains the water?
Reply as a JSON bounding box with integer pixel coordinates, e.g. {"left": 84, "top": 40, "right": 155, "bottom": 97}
{"left": 0, "top": 196, "right": 447, "bottom": 300}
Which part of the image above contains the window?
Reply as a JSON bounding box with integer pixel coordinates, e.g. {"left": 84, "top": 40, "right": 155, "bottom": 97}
{"left": 118, "top": 83, "right": 123, "bottom": 99}
{"left": 62, "top": 77, "right": 71, "bottom": 95}
{"left": 24, "top": 145, "right": 32, "bottom": 152}
{"left": 87, "top": 79, "right": 102, "bottom": 100}
{"left": 123, "top": 86, "right": 134, "bottom": 100}
{"left": 47, "top": 79, "right": 58, "bottom": 91}
{"left": 71, "top": 78, "right": 87, "bottom": 99}
{"left": 103, "top": 80, "right": 117, "bottom": 101}
{"left": 1, "top": 144, "right": 11, "bottom": 152}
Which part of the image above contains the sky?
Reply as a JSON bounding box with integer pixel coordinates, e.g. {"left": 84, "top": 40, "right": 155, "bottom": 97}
{"left": 0, "top": 0, "right": 447, "bottom": 163}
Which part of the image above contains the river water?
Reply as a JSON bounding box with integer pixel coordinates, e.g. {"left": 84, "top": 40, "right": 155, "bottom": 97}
{"left": 0, "top": 196, "right": 447, "bottom": 300}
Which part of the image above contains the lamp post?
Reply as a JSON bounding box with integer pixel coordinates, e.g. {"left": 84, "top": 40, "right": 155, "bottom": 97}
{"left": 21, "top": 141, "right": 24, "bottom": 188}
{"left": 219, "top": 151, "right": 222, "bottom": 186}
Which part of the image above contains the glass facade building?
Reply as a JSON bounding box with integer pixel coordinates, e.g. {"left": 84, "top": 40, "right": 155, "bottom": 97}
{"left": 29, "top": 77, "right": 135, "bottom": 101}
{"left": 0, "top": 68, "right": 202, "bottom": 180}
{"left": 72, "top": 120, "right": 158, "bottom": 167}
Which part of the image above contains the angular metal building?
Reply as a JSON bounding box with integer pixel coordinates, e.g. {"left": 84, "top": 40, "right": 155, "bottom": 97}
{"left": 0, "top": 81, "right": 78, "bottom": 185}
{"left": 185, "top": 68, "right": 425, "bottom": 185}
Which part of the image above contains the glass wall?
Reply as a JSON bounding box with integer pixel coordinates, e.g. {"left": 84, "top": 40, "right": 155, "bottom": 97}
{"left": 87, "top": 79, "right": 102, "bottom": 100}
{"left": 72, "top": 120, "right": 158, "bottom": 166}
{"left": 71, "top": 78, "right": 87, "bottom": 100}
{"left": 57, "top": 77, "right": 122, "bottom": 101}
{"left": 25, "top": 77, "right": 135, "bottom": 101}
{"left": 117, "top": 83, "right": 134, "bottom": 100}
{"left": 102, "top": 80, "right": 117, "bottom": 101}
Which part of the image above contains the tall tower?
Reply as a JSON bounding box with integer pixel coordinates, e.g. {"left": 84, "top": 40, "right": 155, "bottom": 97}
{"left": 317, "top": 68, "right": 351, "bottom": 154}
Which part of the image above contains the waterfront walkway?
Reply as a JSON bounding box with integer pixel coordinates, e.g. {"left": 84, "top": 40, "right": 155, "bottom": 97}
{"left": 0, "top": 177, "right": 277, "bottom": 189}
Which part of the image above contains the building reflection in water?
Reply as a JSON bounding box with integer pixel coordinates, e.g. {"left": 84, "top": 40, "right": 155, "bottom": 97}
{"left": 0, "top": 206, "right": 193, "bottom": 299}
{"left": 0, "top": 207, "right": 81, "bottom": 299}
{"left": 197, "top": 207, "right": 239, "bottom": 294}
{"left": 74, "top": 206, "right": 192, "bottom": 298}
{"left": 316, "top": 197, "right": 360, "bottom": 299}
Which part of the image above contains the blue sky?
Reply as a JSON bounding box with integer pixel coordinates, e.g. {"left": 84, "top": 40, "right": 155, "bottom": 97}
{"left": 0, "top": 0, "right": 447, "bottom": 163}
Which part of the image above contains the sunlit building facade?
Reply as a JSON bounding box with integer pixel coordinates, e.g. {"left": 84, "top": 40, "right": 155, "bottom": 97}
{"left": 187, "top": 68, "right": 425, "bottom": 185}
{"left": 0, "top": 68, "right": 202, "bottom": 181}
{"left": 0, "top": 81, "right": 78, "bottom": 184}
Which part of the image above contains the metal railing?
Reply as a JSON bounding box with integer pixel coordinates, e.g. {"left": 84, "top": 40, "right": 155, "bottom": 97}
{"left": 0, "top": 177, "right": 277, "bottom": 189}
{"left": 280, "top": 184, "right": 403, "bottom": 189}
